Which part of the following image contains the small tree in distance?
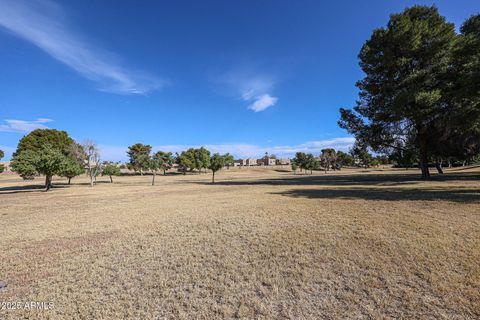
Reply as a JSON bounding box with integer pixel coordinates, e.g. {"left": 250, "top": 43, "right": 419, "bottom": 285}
{"left": 155, "top": 151, "right": 174, "bottom": 175}
{"left": 59, "top": 158, "right": 84, "bottom": 184}
{"left": 127, "top": 143, "right": 152, "bottom": 175}
{"left": 320, "top": 149, "right": 337, "bottom": 173}
{"left": 83, "top": 140, "right": 102, "bottom": 187}
{"left": 208, "top": 153, "right": 226, "bottom": 184}
{"left": 291, "top": 163, "right": 298, "bottom": 174}
{"left": 224, "top": 153, "right": 235, "bottom": 169}
{"left": 149, "top": 153, "right": 164, "bottom": 186}
{"left": 304, "top": 153, "right": 317, "bottom": 174}
{"left": 102, "top": 163, "right": 121, "bottom": 183}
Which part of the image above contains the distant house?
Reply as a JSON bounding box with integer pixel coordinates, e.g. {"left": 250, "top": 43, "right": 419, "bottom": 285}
{"left": 257, "top": 157, "right": 277, "bottom": 166}
{"left": 277, "top": 158, "right": 291, "bottom": 165}
{"left": 235, "top": 158, "right": 258, "bottom": 166}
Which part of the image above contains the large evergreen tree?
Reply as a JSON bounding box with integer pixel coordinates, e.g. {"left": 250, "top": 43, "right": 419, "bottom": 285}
{"left": 339, "top": 6, "right": 457, "bottom": 179}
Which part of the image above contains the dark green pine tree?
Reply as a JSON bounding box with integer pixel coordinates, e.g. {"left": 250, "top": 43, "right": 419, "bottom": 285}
{"left": 339, "top": 6, "right": 457, "bottom": 179}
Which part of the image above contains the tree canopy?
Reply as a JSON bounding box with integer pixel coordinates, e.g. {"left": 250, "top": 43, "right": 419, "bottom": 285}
{"left": 154, "top": 151, "right": 174, "bottom": 175}
{"left": 208, "top": 153, "right": 226, "bottom": 183}
{"left": 127, "top": 143, "right": 152, "bottom": 175}
{"left": 102, "top": 163, "right": 121, "bottom": 183}
{"left": 59, "top": 157, "right": 84, "bottom": 184}
{"left": 339, "top": 6, "right": 480, "bottom": 178}
{"left": 14, "top": 129, "right": 74, "bottom": 157}
{"left": 11, "top": 129, "right": 79, "bottom": 190}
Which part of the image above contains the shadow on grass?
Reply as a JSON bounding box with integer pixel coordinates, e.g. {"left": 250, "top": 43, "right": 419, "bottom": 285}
{"left": 0, "top": 184, "right": 68, "bottom": 194}
{"left": 271, "top": 187, "right": 480, "bottom": 203}
{"left": 191, "top": 172, "right": 479, "bottom": 187}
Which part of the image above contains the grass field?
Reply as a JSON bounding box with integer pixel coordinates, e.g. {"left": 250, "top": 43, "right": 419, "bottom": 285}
{"left": 1, "top": 167, "right": 479, "bottom": 319}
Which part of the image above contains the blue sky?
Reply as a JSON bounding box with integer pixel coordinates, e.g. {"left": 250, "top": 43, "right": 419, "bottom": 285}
{"left": 0, "top": 0, "right": 478, "bottom": 161}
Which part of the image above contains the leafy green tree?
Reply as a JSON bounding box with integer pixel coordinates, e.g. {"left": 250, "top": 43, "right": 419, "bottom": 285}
{"left": 337, "top": 151, "right": 355, "bottom": 167}
{"left": 11, "top": 145, "right": 67, "bottom": 191}
{"left": 59, "top": 158, "right": 84, "bottom": 184}
{"left": 11, "top": 149, "right": 39, "bottom": 181}
{"left": 195, "top": 147, "right": 211, "bottom": 173}
{"left": 350, "top": 142, "right": 374, "bottom": 168}
{"left": 320, "top": 148, "right": 337, "bottom": 173}
{"left": 390, "top": 147, "right": 416, "bottom": 169}
{"left": 154, "top": 151, "right": 174, "bottom": 175}
{"left": 292, "top": 152, "right": 308, "bottom": 172}
{"left": 176, "top": 152, "right": 193, "bottom": 175}
{"left": 208, "top": 153, "right": 226, "bottom": 183}
{"left": 0, "top": 149, "right": 4, "bottom": 173}
{"left": 176, "top": 148, "right": 211, "bottom": 173}
{"left": 102, "top": 163, "right": 121, "bottom": 183}
{"left": 224, "top": 153, "right": 235, "bottom": 169}
{"left": 291, "top": 163, "right": 298, "bottom": 174}
{"left": 127, "top": 143, "right": 152, "bottom": 175}
{"left": 304, "top": 153, "right": 317, "bottom": 174}
{"left": 339, "top": 6, "right": 456, "bottom": 179}
{"left": 148, "top": 153, "right": 165, "bottom": 185}
{"left": 14, "top": 129, "right": 75, "bottom": 157}
{"left": 449, "top": 15, "right": 480, "bottom": 131}
{"left": 11, "top": 129, "right": 78, "bottom": 190}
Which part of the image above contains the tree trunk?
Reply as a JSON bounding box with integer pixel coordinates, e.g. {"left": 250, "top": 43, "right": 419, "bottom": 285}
{"left": 418, "top": 133, "right": 430, "bottom": 179}
{"left": 435, "top": 161, "right": 444, "bottom": 174}
{"left": 110, "top": 175, "right": 113, "bottom": 183}
{"left": 68, "top": 177, "right": 71, "bottom": 185}
{"left": 152, "top": 171, "right": 156, "bottom": 186}
{"left": 45, "top": 175, "right": 52, "bottom": 191}
{"left": 90, "top": 173, "right": 94, "bottom": 187}
{"left": 163, "top": 169, "right": 166, "bottom": 176}
{"left": 212, "top": 171, "right": 215, "bottom": 184}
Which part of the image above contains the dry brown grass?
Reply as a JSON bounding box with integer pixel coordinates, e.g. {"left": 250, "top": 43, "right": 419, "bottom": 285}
{"left": 0, "top": 166, "right": 479, "bottom": 319}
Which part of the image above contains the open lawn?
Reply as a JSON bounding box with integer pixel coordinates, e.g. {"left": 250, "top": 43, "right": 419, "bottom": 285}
{"left": 1, "top": 167, "right": 479, "bottom": 319}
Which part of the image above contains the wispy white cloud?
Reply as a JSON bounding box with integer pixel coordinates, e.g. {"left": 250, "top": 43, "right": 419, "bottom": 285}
{"left": 98, "top": 137, "right": 355, "bottom": 162}
{"left": 0, "top": 118, "right": 53, "bottom": 133}
{"left": 0, "top": 0, "right": 164, "bottom": 95}
{"left": 247, "top": 94, "right": 278, "bottom": 112}
{"left": 216, "top": 68, "right": 279, "bottom": 112}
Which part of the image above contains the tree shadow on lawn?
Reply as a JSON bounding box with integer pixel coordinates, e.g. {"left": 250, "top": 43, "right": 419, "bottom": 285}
{"left": 0, "top": 184, "right": 68, "bottom": 195}
{"left": 271, "top": 187, "right": 480, "bottom": 203}
{"left": 192, "top": 172, "right": 479, "bottom": 187}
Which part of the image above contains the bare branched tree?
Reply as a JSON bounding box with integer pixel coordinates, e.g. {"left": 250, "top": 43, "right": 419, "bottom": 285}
{"left": 82, "top": 140, "right": 102, "bottom": 187}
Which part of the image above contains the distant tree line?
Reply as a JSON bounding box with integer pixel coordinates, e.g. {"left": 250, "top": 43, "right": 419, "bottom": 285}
{"left": 5, "top": 128, "right": 235, "bottom": 191}
{"left": 339, "top": 6, "right": 480, "bottom": 179}
{"left": 290, "top": 145, "right": 387, "bottom": 174}
{"left": 126, "top": 143, "right": 233, "bottom": 184}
